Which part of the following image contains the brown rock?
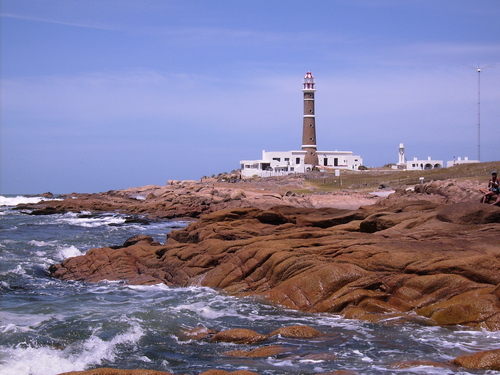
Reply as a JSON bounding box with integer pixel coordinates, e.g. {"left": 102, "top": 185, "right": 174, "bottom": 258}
{"left": 268, "top": 325, "right": 322, "bottom": 338}
{"left": 451, "top": 348, "right": 500, "bottom": 370}
{"left": 49, "top": 188, "right": 500, "bottom": 330}
{"left": 437, "top": 201, "right": 500, "bottom": 224}
{"left": 122, "top": 235, "right": 161, "bottom": 248}
{"left": 209, "top": 328, "right": 268, "bottom": 344}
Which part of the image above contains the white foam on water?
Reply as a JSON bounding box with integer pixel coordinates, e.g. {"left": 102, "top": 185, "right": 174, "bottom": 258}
{"left": 1, "top": 264, "right": 28, "bottom": 276}
{"left": 126, "top": 283, "right": 171, "bottom": 292}
{"left": 0, "top": 321, "right": 144, "bottom": 375}
{"left": 0, "top": 195, "right": 62, "bottom": 207}
{"left": 28, "top": 239, "right": 58, "bottom": 247}
{"left": 130, "top": 194, "right": 147, "bottom": 200}
{"left": 55, "top": 212, "right": 126, "bottom": 228}
{"left": 57, "top": 245, "right": 84, "bottom": 260}
{"left": 174, "top": 303, "right": 228, "bottom": 320}
{"left": 0, "top": 312, "right": 47, "bottom": 334}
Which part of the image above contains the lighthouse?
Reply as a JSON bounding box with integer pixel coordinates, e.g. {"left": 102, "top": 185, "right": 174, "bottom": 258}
{"left": 239, "top": 71, "right": 363, "bottom": 177}
{"left": 302, "top": 71, "right": 319, "bottom": 165}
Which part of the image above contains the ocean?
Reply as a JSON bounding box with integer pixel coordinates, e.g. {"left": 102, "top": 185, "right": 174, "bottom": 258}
{"left": 1, "top": 195, "right": 499, "bottom": 375}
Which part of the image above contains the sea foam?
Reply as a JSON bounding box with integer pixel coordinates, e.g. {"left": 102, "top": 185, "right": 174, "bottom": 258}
{"left": 0, "top": 195, "right": 61, "bottom": 207}
{"left": 0, "top": 321, "right": 144, "bottom": 375}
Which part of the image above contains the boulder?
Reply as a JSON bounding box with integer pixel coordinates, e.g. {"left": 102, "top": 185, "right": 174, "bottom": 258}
{"left": 436, "top": 201, "right": 500, "bottom": 224}
{"left": 451, "top": 348, "right": 500, "bottom": 370}
{"left": 209, "top": 328, "right": 268, "bottom": 344}
{"left": 268, "top": 325, "right": 322, "bottom": 338}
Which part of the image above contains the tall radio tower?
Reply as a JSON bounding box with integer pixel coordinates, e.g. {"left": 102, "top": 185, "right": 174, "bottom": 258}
{"left": 465, "top": 64, "right": 495, "bottom": 161}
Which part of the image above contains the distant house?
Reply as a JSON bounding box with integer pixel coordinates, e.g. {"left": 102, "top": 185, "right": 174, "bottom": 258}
{"left": 406, "top": 157, "right": 443, "bottom": 170}
{"left": 446, "top": 156, "right": 479, "bottom": 168}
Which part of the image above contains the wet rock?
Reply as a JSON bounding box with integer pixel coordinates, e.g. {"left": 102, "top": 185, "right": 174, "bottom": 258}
{"left": 451, "top": 348, "right": 500, "bottom": 370}
{"left": 122, "top": 235, "right": 161, "bottom": 247}
{"left": 49, "top": 180, "right": 500, "bottom": 331}
{"left": 29, "top": 206, "right": 66, "bottom": 215}
{"left": 209, "top": 328, "right": 268, "bottom": 344}
{"left": 268, "top": 325, "right": 322, "bottom": 338}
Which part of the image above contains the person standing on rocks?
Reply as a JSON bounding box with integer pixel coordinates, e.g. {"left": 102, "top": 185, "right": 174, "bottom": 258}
{"left": 480, "top": 171, "right": 500, "bottom": 204}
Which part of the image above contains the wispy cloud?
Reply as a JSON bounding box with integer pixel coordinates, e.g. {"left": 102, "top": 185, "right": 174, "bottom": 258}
{"left": 0, "top": 12, "right": 119, "bottom": 30}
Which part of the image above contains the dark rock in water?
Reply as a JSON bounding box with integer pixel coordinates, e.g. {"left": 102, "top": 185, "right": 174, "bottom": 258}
{"left": 77, "top": 213, "right": 101, "bottom": 219}
{"left": 29, "top": 206, "right": 66, "bottom": 215}
{"left": 124, "top": 216, "right": 151, "bottom": 225}
{"left": 122, "top": 235, "right": 160, "bottom": 247}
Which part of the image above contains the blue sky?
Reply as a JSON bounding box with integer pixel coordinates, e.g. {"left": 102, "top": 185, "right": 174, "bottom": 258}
{"left": 1, "top": 0, "right": 499, "bottom": 194}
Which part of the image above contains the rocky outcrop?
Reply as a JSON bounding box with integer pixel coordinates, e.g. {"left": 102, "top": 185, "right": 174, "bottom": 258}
{"left": 49, "top": 187, "right": 500, "bottom": 331}
{"left": 17, "top": 181, "right": 378, "bottom": 219}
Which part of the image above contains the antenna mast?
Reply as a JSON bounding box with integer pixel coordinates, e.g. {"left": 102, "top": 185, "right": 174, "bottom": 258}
{"left": 466, "top": 64, "right": 495, "bottom": 161}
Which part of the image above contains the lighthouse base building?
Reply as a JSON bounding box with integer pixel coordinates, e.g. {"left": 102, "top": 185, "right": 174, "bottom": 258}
{"left": 240, "top": 72, "right": 362, "bottom": 178}
{"left": 240, "top": 150, "right": 362, "bottom": 178}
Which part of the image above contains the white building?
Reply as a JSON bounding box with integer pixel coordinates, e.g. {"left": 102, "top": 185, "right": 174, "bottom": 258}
{"left": 406, "top": 157, "right": 443, "bottom": 171}
{"left": 240, "top": 150, "right": 362, "bottom": 178}
{"left": 446, "top": 156, "right": 479, "bottom": 168}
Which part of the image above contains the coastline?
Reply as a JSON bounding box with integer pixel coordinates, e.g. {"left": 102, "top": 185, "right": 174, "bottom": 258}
{"left": 10, "top": 174, "right": 500, "bottom": 373}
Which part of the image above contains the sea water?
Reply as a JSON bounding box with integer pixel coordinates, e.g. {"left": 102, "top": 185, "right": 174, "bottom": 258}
{"left": 1, "top": 195, "right": 500, "bottom": 375}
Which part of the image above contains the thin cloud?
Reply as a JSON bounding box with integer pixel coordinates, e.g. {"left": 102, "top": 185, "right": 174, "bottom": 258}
{"left": 0, "top": 12, "right": 119, "bottom": 30}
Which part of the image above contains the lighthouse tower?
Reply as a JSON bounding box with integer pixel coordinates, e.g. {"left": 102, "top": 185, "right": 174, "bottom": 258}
{"left": 398, "top": 143, "right": 405, "bottom": 166}
{"left": 302, "top": 71, "right": 319, "bottom": 166}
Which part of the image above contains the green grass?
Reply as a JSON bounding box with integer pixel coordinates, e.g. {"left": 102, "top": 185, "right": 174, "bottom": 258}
{"left": 304, "top": 161, "right": 500, "bottom": 192}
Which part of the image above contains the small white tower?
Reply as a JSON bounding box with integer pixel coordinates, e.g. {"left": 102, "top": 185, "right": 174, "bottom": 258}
{"left": 398, "top": 143, "right": 405, "bottom": 165}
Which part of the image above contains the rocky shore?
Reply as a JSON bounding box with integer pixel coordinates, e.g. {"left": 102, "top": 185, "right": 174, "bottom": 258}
{"left": 17, "top": 178, "right": 379, "bottom": 220}
{"left": 21, "top": 176, "right": 500, "bottom": 373}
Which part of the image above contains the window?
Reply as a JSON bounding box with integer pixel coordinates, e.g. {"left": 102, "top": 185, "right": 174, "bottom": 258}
{"left": 296, "top": 158, "right": 301, "bottom": 164}
{"left": 272, "top": 157, "right": 281, "bottom": 162}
